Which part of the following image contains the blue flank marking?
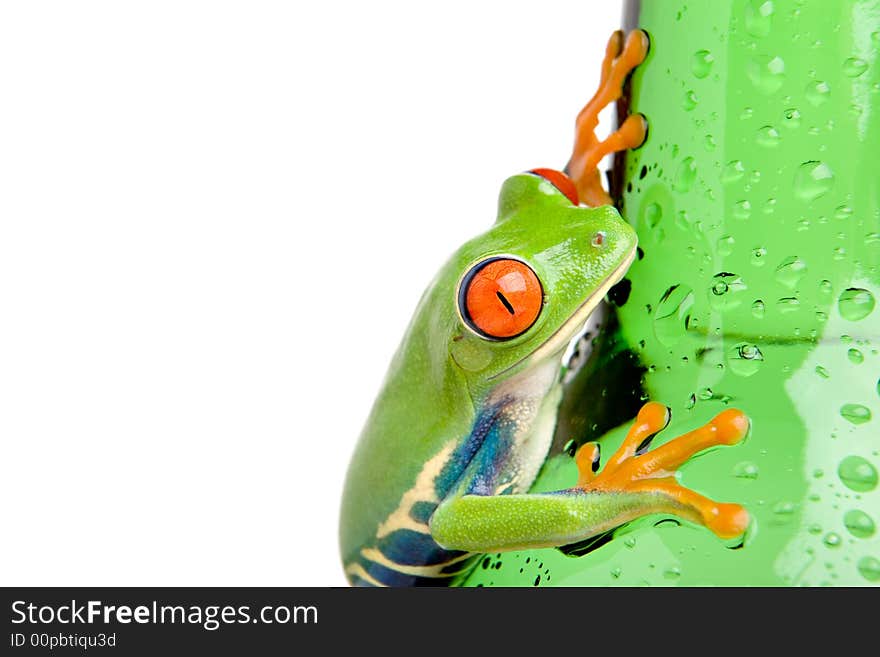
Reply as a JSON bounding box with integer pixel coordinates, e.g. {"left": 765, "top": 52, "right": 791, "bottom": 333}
{"left": 360, "top": 395, "right": 518, "bottom": 586}
{"left": 465, "top": 420, "right": 514, "bottom": 496}
{"left": 378, "top": 529, "right": 457, "bottom": 566}
{"left": 359, "top": 558, "right": 420, "bottom": 587}
{"left": 409, "top": 500, "right": 437, "bottom": 525}
{"left": 436, "top": 396, "right": 513, "bottom": 498}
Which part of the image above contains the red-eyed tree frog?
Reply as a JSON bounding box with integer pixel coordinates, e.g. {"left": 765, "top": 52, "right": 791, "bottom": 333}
{"left": 339, "top": 30, "right": 750, "bottom": 587}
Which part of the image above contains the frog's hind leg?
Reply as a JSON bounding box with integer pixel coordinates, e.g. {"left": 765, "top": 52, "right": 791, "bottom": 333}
{"left": 566, "top": 29, "right": 649, "bottom": 207}
{"left": 577, "top": 402, "right": 751, "bottom": 539}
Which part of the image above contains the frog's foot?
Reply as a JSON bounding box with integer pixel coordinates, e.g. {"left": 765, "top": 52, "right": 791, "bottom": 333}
{"left": 566, "top": 29, "right": 649, "bottom": 207}
{"left": 574, "top": 402, "right": 750, "bottom": 539}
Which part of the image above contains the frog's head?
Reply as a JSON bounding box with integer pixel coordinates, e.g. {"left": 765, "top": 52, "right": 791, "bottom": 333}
{"left": 431, "top": 170, "right": 637, "bottom": 395}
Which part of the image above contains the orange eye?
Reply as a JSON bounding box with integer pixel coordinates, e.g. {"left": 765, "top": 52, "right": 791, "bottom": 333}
{"left": 459, "top": 258, "right": 543, "bottom": 339}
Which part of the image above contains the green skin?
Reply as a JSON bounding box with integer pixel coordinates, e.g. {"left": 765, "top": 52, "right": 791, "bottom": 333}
{"left": 339, "top": 173, "right": 648, "bottom": 586}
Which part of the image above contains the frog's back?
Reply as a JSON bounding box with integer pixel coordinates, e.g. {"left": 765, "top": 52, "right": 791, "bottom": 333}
{"left": 338, "top": 283, "right": 475, "bottom": 585}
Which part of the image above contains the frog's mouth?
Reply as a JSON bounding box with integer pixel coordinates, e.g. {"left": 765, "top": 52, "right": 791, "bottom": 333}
{"left": 489, "top": 246, "right": 636, "bottom": 381}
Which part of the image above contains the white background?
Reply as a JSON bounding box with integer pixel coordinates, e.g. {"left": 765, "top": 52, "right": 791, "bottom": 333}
{"left": 0, "top": 2, "right": 620, "bottom": 586}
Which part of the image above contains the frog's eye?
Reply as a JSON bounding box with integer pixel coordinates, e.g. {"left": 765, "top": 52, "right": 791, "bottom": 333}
{"left": 459, "top": 257, "right": 543, "bottom": 340}
{"left": 529, "top": 168, "right": 580, "bottom": 205}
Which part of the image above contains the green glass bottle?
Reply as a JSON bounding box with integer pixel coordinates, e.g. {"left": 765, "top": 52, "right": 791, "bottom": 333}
{"left": 463, "top": 0, "right": 879, "bottom": 586}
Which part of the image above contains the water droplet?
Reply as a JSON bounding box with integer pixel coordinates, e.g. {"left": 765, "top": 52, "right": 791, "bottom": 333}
{"left": 763, "top": 197, "right": 777, "bottom": 214}
{"left": 843, "top": 57, "right": 868, "bottom": 78}
{"left": 610, "top": 567, "right": 622, "bottom": 579}
{"left": 782, "top": 107, "right": 801, "bottom": 129}
{"left": 682, "top": 90, "right": 698, "bottom": 111}
{"left": 644, "top": 202, "right": 662, "bottom": 228}
{"left": 717, "top": 235, "right": 735, "bottom": 257}
{"left": 747, "top": 55, "right": 785, "bottom": 94}
{"left": 755, "top": 125, "right": 780, "bottom": 147}
{"left": 709, "top": 273, "right": 747, "bottom": 310}
{"left": 840, "top": 403, "right": 871, "bottom": 425}
{"left": 704, "top": 134, "right": 716, "bottom": 151}
{"left": 653, "top": 284, "right": 695, "bottom": 347}
{"left": 832, "top": 246, "right": 846, "bottom": 260}
{"left": 848, "top": 348, "right": 864, "bottom": 364}
{"left": 728, "top": 342, "right": 764, "bottom": 377}
{"left": 663, "top": 566, "right": 682, "bottom": 580}
{"left": 776, "top": 296, "right": 800, "bottom": 313}
{"left": 794, "top": 161, "right": 834, "bottom": 202}
{"left": 844, "top": 509, "right": 875, "bottom": 538}
{"left": 673, "top": 157, "right": 697, "bottom": 192}
{"left": 734, "top": 461, "right": 759, "bottom": 480}
{"left": 822, "top": 532, "right": 842, "bottom": 548}
{"left": 722, "top": 160, "right": 745, "bottom": 184}
{"left": 805, "top": 80, "right": 831, "bottom": 106}
{"left": 772, "top": 501, "right": 796, "bottom": 524}
{"left": 698, "top": 387, "right": 713, "bottom": 401}
{"left": 624, "top": 537, "right": 636, "bottom": 548}
{"left": 858, "top": 556, "right": 880, "bottom": 582}
{"left": 684, "top": 393, "right": 696, "bottom": 410}
{"left": 674, "top": 210, "right": 693, "bottom": 231}
{"left": 838, "top": 288, "right": 875, "bottom": 321}
{"left": 733, "top": 200, "right": 752, "bottom": 220}
{"left": 751, "top": 299, "right": 766, "bottom": 318}
{"left": 774, "top": 256, "right": 807, "bottom": 289}
{"left": 691, "top": 50, "right": 714, "bottom": 79}
{"left": 740, "top": 107, "right": 754, "bottom": 120}
{"left": 744, "top": 0, "right": 774, "bottom": 37}
{"left": 834, "top": 205, "right": 853, "bottom": 221}
{"left": 838, "top": 455, "right": 878, "bottom": 492}
{"left": 808, "top": 523, "right": 822, "bottom": 535}
{"left": 750, "top": 247, "right": 767, "bottom": 267}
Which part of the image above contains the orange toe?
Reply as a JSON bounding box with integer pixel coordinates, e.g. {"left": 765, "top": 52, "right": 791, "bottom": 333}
{"left": 710, "top": 409, "right": 751, "bottom": 446}
{"left": 579, "top": 402, "right": 751, "bottom": 540}
{"left": 602, "top": 401, "right": 669, "bottom": 474}
{"left": 708, "top": 503, "right": 751, "bottom": 539}
{"left": 575, "top": 442, "right": 601, "bottom": 487}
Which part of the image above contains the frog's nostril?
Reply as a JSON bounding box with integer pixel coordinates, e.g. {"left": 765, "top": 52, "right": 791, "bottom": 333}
{"left": 591, "top": 231, "right": 606, "bottom": 247}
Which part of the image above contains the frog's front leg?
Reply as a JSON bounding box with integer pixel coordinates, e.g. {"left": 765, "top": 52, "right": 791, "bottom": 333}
{"left": 429, "top": 403, "right": 750, "bottom": 553}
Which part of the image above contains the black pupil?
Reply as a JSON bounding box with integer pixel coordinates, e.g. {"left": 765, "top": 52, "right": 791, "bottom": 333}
{"left": 496, "top": 291, "right": 515, "bottom": 315}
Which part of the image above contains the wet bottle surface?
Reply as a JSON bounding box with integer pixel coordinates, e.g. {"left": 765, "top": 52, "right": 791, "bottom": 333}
{"left": 463, "top": 0, "right": 879, "bottom": 586}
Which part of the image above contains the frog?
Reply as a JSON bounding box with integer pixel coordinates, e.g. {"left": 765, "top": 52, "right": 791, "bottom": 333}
{"left": 339, "top": 29, "right": 750, "bottom": 587}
